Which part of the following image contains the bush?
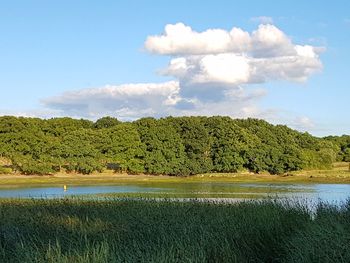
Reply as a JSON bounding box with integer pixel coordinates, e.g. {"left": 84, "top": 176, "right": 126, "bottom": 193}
{"left": 11, "top": 155, "right": 54, "bottom": 175}
{"left": 64, "top": 158, "right": 104, "bottom": 174}
{"left": 0, "top": 166, "right": 12, "bottom": 174}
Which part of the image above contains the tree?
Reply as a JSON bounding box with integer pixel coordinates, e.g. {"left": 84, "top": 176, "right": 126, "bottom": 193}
{"left": 94, "top": 117, "right": 120, "bottom": 129}
{"left": 0, "top": 115, "right": 346, "bottom": 176}
{"left": 205, "top": 117, "right": 247, "bottom": 172}
{"left": 136, "top": 118, "right": 186, "bottom": 175}
{"left": 170, "top": 117, "right": 213, "bottom": 175}
{"left": 102, "top": 123, "right": 145, "bottom": 174}
{"left": 58, "top": 129, "right": 103, "bottom": 174}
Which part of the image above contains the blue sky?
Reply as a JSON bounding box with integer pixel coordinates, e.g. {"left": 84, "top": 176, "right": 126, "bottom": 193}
{"left": 0, "top": 0, "right": 349, "bottom": 136}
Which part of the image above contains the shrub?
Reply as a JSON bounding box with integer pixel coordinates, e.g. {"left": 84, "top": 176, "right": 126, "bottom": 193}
{"left": 0, "top": 166, "right": 12, "bottom": 174}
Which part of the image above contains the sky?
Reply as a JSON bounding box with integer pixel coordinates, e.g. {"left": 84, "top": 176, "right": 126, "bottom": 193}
{"left": 0, "top": 0, "right": 349, "bottom": 136}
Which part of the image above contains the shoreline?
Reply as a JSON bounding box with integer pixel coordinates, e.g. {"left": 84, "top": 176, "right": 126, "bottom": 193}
{"left": 1, "top": 168, "right": 350, "bottom": 188}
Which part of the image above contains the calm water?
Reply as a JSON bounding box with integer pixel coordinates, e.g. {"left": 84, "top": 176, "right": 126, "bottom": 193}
{"left": 0, "top": 182, "right": 349, "bottom": 204}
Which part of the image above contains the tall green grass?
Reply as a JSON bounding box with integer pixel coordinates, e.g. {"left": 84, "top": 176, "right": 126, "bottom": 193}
{"left": 0, "top": 198, "right": 349, "bottom": 262}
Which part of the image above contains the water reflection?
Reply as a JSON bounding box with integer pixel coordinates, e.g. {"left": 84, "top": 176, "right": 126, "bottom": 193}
{"left": 0, "top": 185, "right": 163, "bottom": 199}
{"left": 0, "top": 183, "right": 349, "bottom": 204}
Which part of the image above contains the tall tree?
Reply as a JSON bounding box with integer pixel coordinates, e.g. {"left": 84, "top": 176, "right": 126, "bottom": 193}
{"left": 170, "top": 117, "right": 213, "bottom": 175}
{"left": 102, "top": 123, "right": 145, "bottom": 174}
{"left": 136, "top": 118, "right": 186, "bottom": 175}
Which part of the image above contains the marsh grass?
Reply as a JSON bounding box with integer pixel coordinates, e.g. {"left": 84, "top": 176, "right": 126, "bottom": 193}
{"left": 0, "top": 198, "right": 349, "bottom": 262}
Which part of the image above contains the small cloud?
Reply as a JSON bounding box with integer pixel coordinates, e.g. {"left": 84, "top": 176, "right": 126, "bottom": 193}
{"left": 291, "top": 116, "right": 315, "bottom": 131}
{"left": 307, "top": 37, "right": 328, "bottom": 47}
{"left": 250, "top": 16, "right": 274, "bottom": 24}
{"left": 0, "top": 109, "right": 62, "bottom": 119}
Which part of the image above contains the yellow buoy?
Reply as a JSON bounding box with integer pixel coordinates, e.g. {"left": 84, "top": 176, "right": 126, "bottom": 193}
{"left": 63, "top": 185, "right": 67, "bottom": 191}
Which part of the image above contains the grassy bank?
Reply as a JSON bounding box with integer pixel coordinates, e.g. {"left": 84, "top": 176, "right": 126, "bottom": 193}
{"left": 0, "top": 162, "right": 349, "bottom": 189}
{"left": 0, "top": 198, "right": 349, "bottom": 262}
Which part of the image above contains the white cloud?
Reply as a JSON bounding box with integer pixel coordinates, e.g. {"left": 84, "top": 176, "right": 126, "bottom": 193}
{"left": 145, "top": 23, "right": 251, "bottom": 55}
{"left": 145, "top": 23, "right": 306, "bottom": 57}
{"left": 251, "top": 24, "right": 296, "bottom": 57}
{"left": 42, "top": 81, "right": 180, "bottom": 119}
{"left": 42, "top": 80, "right": 269, "bottom": 121}
{"left": 251, "top": 54, "right": 322, "bottom": 82}
{"left": 290, "top": 116, "right": 315, "bottom": 131}
{"left": 40, "top": 22, "right": 324, "bottom": 132}
{"left": 194, "top": 54, "right": 251, "bottom": 84}
{"left": 152, "top": 23, "right": 322, "bottom": 90}
{"left": 0, "top": 109, "right": 63, "bottom": 119}
{"left": 163, "top": 54, "right": 251, "bottom": 86}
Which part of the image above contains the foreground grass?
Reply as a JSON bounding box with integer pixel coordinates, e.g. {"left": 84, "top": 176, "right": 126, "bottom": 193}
{"left": 0, "top": 198, "right": 350, "bottom": 262}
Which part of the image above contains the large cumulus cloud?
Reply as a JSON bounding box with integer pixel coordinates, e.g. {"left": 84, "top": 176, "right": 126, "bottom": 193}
{"left": 42, "top": 22, "right": 323, "bottom": 124}
{"left": 151, "top": 23, "right": 322, "bottom": 86}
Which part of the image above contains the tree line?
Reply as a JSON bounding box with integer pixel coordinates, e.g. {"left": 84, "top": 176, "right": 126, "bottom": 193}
{"left": 0, "top": 116, "right": 347, "bottom": 175}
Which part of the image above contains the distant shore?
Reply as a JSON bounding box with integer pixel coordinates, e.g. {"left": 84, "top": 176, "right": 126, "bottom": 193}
{"left": 0, "top": 163, "right": 349, "bottom": 188}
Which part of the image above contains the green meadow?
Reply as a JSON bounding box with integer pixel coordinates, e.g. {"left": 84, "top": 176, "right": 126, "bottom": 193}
{"left": 0, "top": 198, "right": 349, "bottom": 263}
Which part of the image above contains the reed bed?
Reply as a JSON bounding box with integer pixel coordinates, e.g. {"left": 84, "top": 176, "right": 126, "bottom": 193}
{"left": 0, "top": 197, "right": 349, "bottom": 262}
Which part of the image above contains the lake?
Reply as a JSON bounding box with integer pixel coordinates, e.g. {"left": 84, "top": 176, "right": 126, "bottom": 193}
{"left": 0, "top": 182, "right": 349, "bottom": 205}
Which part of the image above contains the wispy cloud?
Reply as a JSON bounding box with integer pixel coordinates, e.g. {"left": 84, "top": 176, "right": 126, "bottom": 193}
{"left": 290, "top": 116, "right": 315, "bottom": 131}
{"left": 250, "top": 16, "right": 274, "bottom": 24}
{"left": 42, "top": 81, "right": 180, "bottom": 120}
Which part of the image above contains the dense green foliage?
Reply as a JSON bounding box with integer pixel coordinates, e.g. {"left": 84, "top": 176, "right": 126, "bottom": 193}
{"left": 325, "top": 135, "right": 350, "bottom": 162}
{"left": 0, "top": 116, "right": 343, "bottom": 175}
{"left": 0, "top": 198, "right": 349, "bottom": 262}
